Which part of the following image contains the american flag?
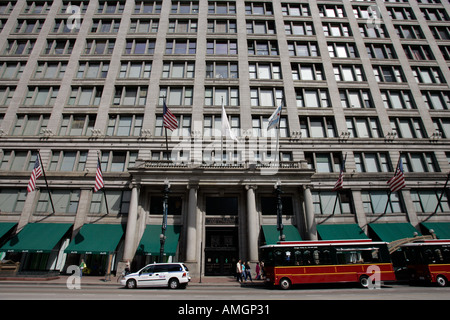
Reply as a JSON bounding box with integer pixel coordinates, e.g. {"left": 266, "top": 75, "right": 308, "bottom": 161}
{"left": 332, "top": 155, "right": 346, "bottom": 191}
{"left": 387, "top": 157, "right": 406, "bottom": 192}
{"left": 94, "top": 158, "right": 104, "bottom": 192}
{"left": 163, "top": 101, "right": 178, "bottom": 131}
{"left": 27, "top": 157, "right": 43, "bottom": 192}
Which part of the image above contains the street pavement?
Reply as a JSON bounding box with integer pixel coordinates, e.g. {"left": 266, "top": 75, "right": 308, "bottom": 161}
{"left": 1, "top": 275, "right": 450, "bottom": 301}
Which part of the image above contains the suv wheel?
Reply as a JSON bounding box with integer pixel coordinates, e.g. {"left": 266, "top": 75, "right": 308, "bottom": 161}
{"left": 126, "top": 279, "right": 137, "bottom": 289}
{"left": 168, "top": 278, "right": 179, "bottom": 289}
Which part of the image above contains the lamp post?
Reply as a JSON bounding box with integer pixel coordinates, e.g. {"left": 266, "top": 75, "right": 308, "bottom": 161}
{"left": 160, "top": 179, "right": 170, "bottom": 262}
{"left": 274, "top": 179, "right": 285, "bottom": 242}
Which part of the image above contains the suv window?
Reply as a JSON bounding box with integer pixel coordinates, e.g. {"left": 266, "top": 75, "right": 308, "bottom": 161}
{"left": 141, "top": 266, "right": 154, "bottom": 274}
{"left": 168, "top": 264, "right": 182, "bottom": 272}
{"left": 154, "top": 265, "right": 169, "bottom": 273}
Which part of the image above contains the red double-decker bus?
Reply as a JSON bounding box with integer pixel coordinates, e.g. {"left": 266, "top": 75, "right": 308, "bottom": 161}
{"left": 259, "top": 240, "right": 396, "bottom": 289}
{"left": 392, "top": 239, "right": 450, "bottom": 287}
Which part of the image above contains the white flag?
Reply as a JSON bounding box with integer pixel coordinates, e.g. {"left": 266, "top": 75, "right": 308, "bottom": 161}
{"left": 267, "top": 104, "right": 282, "bottom": 130}
{"left": 222, "top": 105, "right": 239, "bottom": 142}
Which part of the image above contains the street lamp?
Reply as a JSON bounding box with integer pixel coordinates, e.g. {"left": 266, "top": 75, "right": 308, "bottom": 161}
{"left": 160, "top": 178, "right": 171, "bottom": 262}
{"left": 274, "top": 179, "right": 285, "bottom": 242}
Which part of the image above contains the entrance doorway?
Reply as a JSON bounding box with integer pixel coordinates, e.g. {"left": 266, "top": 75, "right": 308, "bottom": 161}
{"left": 204, "top": 227, "right": 238, "bottom": 276}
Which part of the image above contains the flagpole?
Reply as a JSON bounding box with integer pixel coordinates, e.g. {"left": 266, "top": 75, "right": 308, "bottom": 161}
{"left": 221, "top": 97, "right": 224, "bottom": 164}
{"left": 383, "top": 153, "right": 402, "bottom": 216}
{"left": 97, "top": 153, "right": 109, "bottom": 215}
{"left": 163, "top": 96, "right": 169, "bottom": 158}
{"left": 423, "top": 171, "right": 450, "bottom": 222}
{"left": 331, "top": 153, "right": 347, "bottom": 215}
{"left": 275, "top": 99, "right": 283, "bottom": 164}
{"left": 38, "top": 151, "right": 55, "bottom": 214}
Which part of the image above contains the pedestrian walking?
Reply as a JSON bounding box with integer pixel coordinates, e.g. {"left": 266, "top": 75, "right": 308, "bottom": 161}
{"left": 236, "top": 259, "right": 243, "bottom": 282}
{"left": 79, "top": 259, "right": 87, "bottom": 278}
{"left": 245, "top": 261, "right": 252, "bottom": 282}
{"left": 255, "top": 262, "right": 260, "bottom": 280}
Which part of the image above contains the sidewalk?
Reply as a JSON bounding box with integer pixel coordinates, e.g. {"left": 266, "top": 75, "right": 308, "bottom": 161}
{"left": 0, "top": 274, "right": 265, "bottom": 287}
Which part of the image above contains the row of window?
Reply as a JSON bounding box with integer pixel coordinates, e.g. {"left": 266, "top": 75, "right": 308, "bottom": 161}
{"left": 3, "top": 84, "right": 448, "bottom": 112}
{"left": 4, "top": 60, "right": 445, "bottom": 84}
{"left": 0, "top": 148, "right": 448, "bottom": 176}
{"left": 11, "top": 15, "right": 450, "bottom": 47}
{"left": 4, "top": 36, "right": 450, "bottom": 63}
{"left": 3, "top": 0, "right": 448, "bottom": 19}
{"left": 3, "top": 110, "right": 450, "bottom": 140}
{"left": 0, "top": 187, "right": 448, "bottom": 216}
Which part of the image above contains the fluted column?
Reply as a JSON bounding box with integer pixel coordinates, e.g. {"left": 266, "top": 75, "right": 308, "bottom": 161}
{"left": 303, "top": 185, "right": 317, "bottom": 240}
{"left": 123, "top": 185, "right": 139, "bottom": 261}
{"left": 186, "top": 184, "right": 199, "bottom": 262}
{"left": 246, "top": 185, "right": 259, "bottom": 262}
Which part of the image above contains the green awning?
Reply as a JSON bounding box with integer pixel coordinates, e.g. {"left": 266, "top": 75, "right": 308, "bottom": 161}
{"left": 421, "top": 222, "right": 450, "bottom": 239}
{"left": 317, "top": 224, "right": 369, "bottom": 240}
{"left": 136, "top": 225, "right": 181, "bottom": 256}
{"left": 369, "top": 223, "right": 421, "bottom": 243}
{"left": 261, "top": 225, "right": 302, "bottom": 245}
{"left": 65, "top": 224, "right": 125, "bottom": 255}
{"left": 0, "top": 223, "right": 72, "bottom": 253}
{"left": 0, "top": 222, "right": 16, "bottom": 239}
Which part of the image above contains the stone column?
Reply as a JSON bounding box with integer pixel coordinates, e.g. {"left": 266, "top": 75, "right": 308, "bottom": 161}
{"left": 303, "top": 185, "right": 317, "bottom": 240}
{"left": 186, "top": 184, "right": 199, "bottom": 262}
{"left": 246, "top": 185, "right": 259, "bottom": 262}
{"left": 122, "top": 185, "right": 139, "bottom": 261}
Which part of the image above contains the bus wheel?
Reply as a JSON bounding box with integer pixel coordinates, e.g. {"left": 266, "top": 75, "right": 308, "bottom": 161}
{"left": 436, "top": 275, "right": 448, "bottom": 287}
{"left": 279, "top": 278, "right": 291, "bottom": 290}
{"left": 359, "top": 275, "right": 370, "bottom": 288}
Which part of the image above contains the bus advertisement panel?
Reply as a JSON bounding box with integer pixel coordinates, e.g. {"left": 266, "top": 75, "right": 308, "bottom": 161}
{"left": 392, "top": 239, "right": 450, "bottom": 287}
{"left": 259, "top": 240, "right": 396, "bottom": 290}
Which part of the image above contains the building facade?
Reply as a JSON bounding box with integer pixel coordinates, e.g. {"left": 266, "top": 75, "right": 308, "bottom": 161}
{"left": 0, "top": 0, "right": 449, "bottom": 277}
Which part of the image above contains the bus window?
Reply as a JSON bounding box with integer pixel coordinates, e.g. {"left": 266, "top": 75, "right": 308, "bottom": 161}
{"left": 303, "top": 250, "right": 313, "bottom": 265}
{"left": 435, "top": 249, "right": 444, "bottom": 263}
{"left": 443, "top": 249, "right": 450, "bottom": 263}
{"left": 294, "top": 250, "right": 302, "bottom": 265}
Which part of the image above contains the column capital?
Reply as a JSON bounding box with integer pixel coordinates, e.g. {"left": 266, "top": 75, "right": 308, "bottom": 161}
{"left": 245, "top": 184, "right": 258, "bottom": 191}
{"left": 187, "top": 183, "right": 199, "bottom": 190}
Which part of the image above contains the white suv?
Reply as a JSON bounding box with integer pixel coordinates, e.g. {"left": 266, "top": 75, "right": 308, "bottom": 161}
{"left": 121, "top": 263, "right": 190, "bottom": 289}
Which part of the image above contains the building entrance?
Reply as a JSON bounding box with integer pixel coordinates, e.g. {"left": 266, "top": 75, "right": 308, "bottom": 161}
{"left": 204, "top": 227, "right": 238, "bottom": 276}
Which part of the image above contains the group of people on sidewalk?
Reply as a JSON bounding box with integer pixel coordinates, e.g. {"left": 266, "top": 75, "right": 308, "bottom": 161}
{"left": 235, "top": 259, "right": 264, "bottom": 283}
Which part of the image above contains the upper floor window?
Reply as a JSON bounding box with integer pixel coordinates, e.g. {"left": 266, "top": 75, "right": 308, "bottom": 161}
{"left": 13, "top": 114, "right": 49, "bottom": 136}
{"left": 162, "top": 61, "right": 194, "bottom": 78}
{"left": 250, "top": 88, "right": 283, "bottom": 107}
{"left": 248, "top": 40, "right": 278, "bottom": 56}
{"left": 249, "top": 63, "right": 281, "bottom": 80}
{"left": 318, "top": 4, "right": 346, "bottom": 18}
{"left": 206, "top": 62, "right": 238, "bottom": 79}
{"left": 134, "top": 1, "right": 162, "bottom": 14}
{"left": 119, "top": 61, "right": 151, "bottom": 78}
{"left": 59, "top": 114, "right": 95, "bottom": 136}
{"left": 208, "top": 1, "right": 235, "bottom": 14}
{"left": 422, "top": 91, "right": 450, "bottom": 110}
{"left": 171, "top": 1, "right": 199, "bottom": 14}
{"left": 296, "top": 89, "right": 330, "bottom": 108}
{"left": 300, "top": 117, "right": 336, "bottom": 138}
{"left": 281, "top": 3, "right": 310, "bottom": 16}
{"left": 98, "top": 1, "right": 125, "bottom": 14}
{"left": 245, "top": 2, "right": 273, "bottom": 15}
{"left": 35, "top": 62, "right": 67, "bottom": 79}
{"left": 24, "top": 87, "right": 59, "bottom": 106}
{"left": 113, "top": 86, "right": 147, "bottom": 106}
